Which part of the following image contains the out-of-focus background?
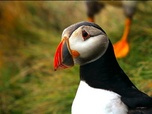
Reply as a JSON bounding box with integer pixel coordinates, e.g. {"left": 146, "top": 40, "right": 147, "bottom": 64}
{"left": 0, "top": 1, "right": 152, "bottom": 114}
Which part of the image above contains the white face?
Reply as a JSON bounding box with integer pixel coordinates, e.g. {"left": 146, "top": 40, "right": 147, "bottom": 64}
{"left": 67, "top": 25, "right": 109, "bottom": 65}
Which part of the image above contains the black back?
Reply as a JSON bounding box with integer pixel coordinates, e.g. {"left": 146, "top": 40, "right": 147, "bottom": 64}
{"left": 80, "top": 40, "right": 152, "bottom": 110}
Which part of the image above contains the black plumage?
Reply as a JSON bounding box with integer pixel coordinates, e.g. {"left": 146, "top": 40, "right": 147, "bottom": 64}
{"left": 80, "top": 40, "right": 152, "bottom": 114}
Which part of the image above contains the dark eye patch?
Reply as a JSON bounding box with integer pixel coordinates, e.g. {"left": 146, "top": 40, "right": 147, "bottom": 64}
{"left": 82, "top": 30, "right": 90, "bottom": 40}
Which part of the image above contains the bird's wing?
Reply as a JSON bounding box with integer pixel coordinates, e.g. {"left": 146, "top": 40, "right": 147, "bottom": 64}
{"left": 119, "top": 71, "right": 152, "bottom": 109}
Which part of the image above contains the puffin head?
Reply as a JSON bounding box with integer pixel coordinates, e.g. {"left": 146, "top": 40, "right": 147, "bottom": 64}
{"left": 54, "top": 21, "right": 109, "bottom": 70}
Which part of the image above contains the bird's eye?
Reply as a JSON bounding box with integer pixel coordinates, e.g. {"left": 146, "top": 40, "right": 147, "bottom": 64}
{"left": 82, "top": 30, "right": 90, "bottom": 40}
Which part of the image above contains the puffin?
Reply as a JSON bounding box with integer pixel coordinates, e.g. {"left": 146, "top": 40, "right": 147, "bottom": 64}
{"left": 85, "top": 1, "right": 138, "bottom": 58}
{"left": 54, "top": 21, "right": 152, "bottom": 114}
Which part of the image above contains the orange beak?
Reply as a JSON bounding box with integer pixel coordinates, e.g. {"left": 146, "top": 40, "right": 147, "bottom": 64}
{"left": 54, "top": 38, "right": 74, "bottom": 71}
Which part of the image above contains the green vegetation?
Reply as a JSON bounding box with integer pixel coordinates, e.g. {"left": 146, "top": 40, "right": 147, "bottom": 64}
{"left": 0, "top": 1, "right": 152, "bottom": 114}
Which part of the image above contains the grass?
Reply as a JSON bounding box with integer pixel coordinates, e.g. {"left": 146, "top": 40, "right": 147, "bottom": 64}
{"left": 0, "top": 1, "right": 152, "bottom": 114}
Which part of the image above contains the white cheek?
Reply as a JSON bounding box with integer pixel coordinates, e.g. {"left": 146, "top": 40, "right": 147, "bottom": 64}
{"left": 80, "top": 37, "right": 103, "bottom": 58}
{"left": 69, "top": 36, "right": 83, "bottom": 51}
{"left": 69, "top": 35, "right": 108, "bottom": 59}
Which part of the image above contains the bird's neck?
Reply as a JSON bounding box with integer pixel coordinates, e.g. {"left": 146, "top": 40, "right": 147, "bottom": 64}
{"left": 80, "top": 41, "right": 123, "bottom": 89}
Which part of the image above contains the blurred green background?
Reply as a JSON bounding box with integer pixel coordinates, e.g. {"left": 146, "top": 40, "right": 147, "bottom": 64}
{"left": 0, "top": 1, "right": 152, "bottom": 114}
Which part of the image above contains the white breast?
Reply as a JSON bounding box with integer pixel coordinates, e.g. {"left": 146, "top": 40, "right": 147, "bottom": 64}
{"left": 72, "top": 81, "right": 128, "bottom": 114}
